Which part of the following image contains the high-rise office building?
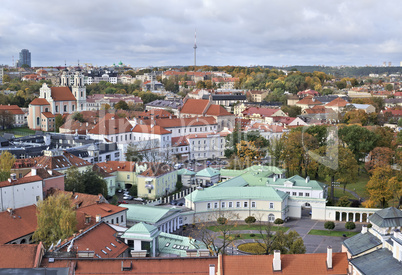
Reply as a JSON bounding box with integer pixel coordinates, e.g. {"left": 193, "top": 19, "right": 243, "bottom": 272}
{"left": 18, "top": 49, "right": 31, "bottom": 67}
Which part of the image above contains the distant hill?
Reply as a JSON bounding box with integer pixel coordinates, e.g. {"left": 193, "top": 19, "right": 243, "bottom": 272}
{"left": 271, "top": 66, "right": 402, "bottom": 77}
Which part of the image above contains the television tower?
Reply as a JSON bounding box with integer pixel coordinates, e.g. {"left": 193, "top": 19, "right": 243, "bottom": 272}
{"left": 193, "top": 30, "right": 197, "bottom": 68}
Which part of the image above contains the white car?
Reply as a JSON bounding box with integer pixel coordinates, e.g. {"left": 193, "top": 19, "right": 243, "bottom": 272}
{"left": 123, "top": 195, "right": 133, "bottom": 200}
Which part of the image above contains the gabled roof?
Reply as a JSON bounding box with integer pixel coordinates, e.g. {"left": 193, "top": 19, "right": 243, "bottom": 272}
{"left": 177, "top": 168, "right": 196, "bottom": 176}
{"left": 349, "top": 248, "right": 402, "bottom": 275}
{"left": 186, "top": 186, "right": 288, "bottom": 203}
{"left": 122, "top": 204, "right": 181, "bottom": 224}
{"left": 76, "top": 203, "right": 128, "bottom": 220}
{"left": 180, "top": 99, "right": 210, "bottom": 115}
{"left": 242, "top": 107, "right": 281, "bottom": 117}
{"left": 30, "top": 98, "right": 50, "bottom": 106}
{"left": 52, "top": 190, "right": 108, "bottom": 208}
{"left": 123, "top": 222, "right": 159, "bottom": 237}
{"left": 131, "top": 124, "right": 171, "bottom": 135}
{"left": 58, "top": 222, "right": 128, "bottom": 258}
{"left": 325, "top": 97, "right": 349, "bottom": 107}
{"left": 0, "top": 105, "right": 24, "bottom": 115}
{"left": 50, "top": 87, "right": 76, "bottom": 101}
{"left": 0, "top": 243, "right": 43, "bottom": 268}
{"left": 205, "top": 104, "right": 232, "bottom": 116}
{"left": 34, "top": 151, "right": 91, "bottom": 170}
{"left": 0, "top": 205, "right": 37, "bottom": 244}
{"left": 155, "top": 117, "right": 217, "bottom": 128}
{"left": 41, "top": 112, "right": 55, "bottom": 118}
{"left": 369, "top": 207, "right": 402, "bottom": 228}
{"left": 89, "top": 117, "right": 133, "bottom": 135}
{"left": 171, "top": 136, "right": 189, "bottom": 147}
{"left": 139, "top": 163, "right": 174, "bottom": 177}
{"left": 343, "top": 232, "right": 382, "bottom": 256}
{"left": 196, "top": 167, "right": 220, "bottom": 177}
{"left": 0, "top": 175, "right": 42, "bottom": 188}
{"left": 95, "top": 161, "right": 136, "bottom": 173}
{"left": 296, "top": 96, "right": 322, "bottom": 105}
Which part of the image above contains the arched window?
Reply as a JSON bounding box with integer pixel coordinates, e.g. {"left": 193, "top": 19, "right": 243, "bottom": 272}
{"left": 268, "top": 214, "right": 275, "bottom": 222}
{"left": 36, "top": 117, "right": 40, "bottom": 125}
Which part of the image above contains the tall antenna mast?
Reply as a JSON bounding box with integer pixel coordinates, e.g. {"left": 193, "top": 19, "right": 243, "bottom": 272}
{"left": 193, "top": 29, "right": 197, "bottom": 68}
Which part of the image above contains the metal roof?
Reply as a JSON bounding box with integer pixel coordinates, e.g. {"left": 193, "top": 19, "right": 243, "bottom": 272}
{"left": 343, "top": 232, "right": 382, "bottom": 256}
{"left": 369, "top": 207, "right": 402, "bottom": 228}
{"left": 350, "top": 248, "right": 402, "bottom": 275}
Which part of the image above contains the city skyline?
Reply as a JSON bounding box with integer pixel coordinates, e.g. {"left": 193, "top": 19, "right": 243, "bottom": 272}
{"left": 1, "top": 0, "right": 402, "bottom": 68}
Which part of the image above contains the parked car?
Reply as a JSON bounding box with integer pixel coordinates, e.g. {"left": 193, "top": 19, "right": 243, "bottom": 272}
{"left": 118, "top": 201, "right": 128, "bottom": 204}
{"left": 178, "top": 202, "right": 184, "bottom": 206}
{"left": 123, "top": 195, "right": 133, "bottom": 200}
{"left": 170, "top": 200, "right": 178, "bottom": 205}
{"left": 134, "top": 197, "right": 145, "bottom": 202}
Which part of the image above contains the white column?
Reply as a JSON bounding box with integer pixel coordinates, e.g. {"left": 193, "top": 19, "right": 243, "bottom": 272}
{"left": 152, "top": 238, "right": 156, "bottom": 257}
{"left": 346, "top": 213, "right": 349, "bottom": 222}
{"left": 353, "top": 213, "right": 356, "bottom": 222}
{"left": 360, "top": 214, "right": 363, "bottom": 223}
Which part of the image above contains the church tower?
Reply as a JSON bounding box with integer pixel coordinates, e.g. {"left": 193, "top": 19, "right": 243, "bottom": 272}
{"left": 60, "top": 65, "right": 70, "bottom": 87}
{"left": 71, "top": 66, "right": 87, "bottom": 111}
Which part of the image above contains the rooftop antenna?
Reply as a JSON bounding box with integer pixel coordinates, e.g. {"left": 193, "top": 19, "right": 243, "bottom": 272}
{"left": 193, "top": 29, "right": 197, "bottom": 69}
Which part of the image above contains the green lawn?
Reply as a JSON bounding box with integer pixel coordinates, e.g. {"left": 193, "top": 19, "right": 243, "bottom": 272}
{"left": 324, "top": 171, "right": 370, "bottom": 201}
{"left": 308, "top": 229, "right": 359, "bottom": 237}
{"left": 207, "top": 224, "right": 289, "bottom": 232}
{"left": 218, "top": 233, "right": 266, "bottom": 240}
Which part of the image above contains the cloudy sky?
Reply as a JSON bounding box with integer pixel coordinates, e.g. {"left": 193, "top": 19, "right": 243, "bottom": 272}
{"left": 1, "top": 0, "right": 402, "bottom": 68}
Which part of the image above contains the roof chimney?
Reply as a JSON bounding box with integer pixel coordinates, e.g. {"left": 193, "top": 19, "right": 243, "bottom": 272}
{"left": 361, "top": 225, "right": 368, "bottom": 234}
{"left": 273, "top": 250, "right": 281, "bottom": 271}
{"left": 10, "top": 173, "right": 16, "bottom": 181}
{"left": 96, "top": 214, "right": 101, "bottom": 222}
{"left": 31, "top": 168, "right": 37, "bottom": 176}
{"left": 305, "top": 176, "right": 310, "bottom": 183}
{"left": 327, "top": 246, "right": 332, "bottom": 269}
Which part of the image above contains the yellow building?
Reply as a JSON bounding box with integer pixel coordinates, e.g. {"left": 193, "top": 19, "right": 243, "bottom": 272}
{"left": 137, "top": 164, "right": 177, "bottom": 199}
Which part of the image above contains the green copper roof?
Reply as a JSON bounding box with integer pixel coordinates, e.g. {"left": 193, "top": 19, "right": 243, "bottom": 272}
{"left": 121, "top": 222, "right": 159, "bottom": 240}
{"left": 244, "top": 165, "right": 285, "bottom": 175}
{"left": 266, "top": 175, "right": 326, "bottom": 191}
{"left": 121, "top": 204, "right": 181, "bottom": 224}
{"left": 220, "top": 166, "right": 285, "bottom": 179}
{"left": 196, "top": 167, "right": 220, "bottom": 177}
{"left": 185, "top": 186, "right": 288, "bottom": 202}
{"left": 219, "top": 169, "right": 246, "bottom": 178}
{"left": 177, "top": 168, "right": 196, "bottom": 176}
{"left": 158, "top": 232, "right": 207, "bottom": 257}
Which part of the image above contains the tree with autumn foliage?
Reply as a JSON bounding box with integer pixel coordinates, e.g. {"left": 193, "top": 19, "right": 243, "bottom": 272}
{"left": 343, "top": 109, "right": 368, "bottom": 125}
{"left": 33, "top": 193, "right": 77, "bottom": 248}
{"left": 365, "top": 147, "right": 394, "bottom": 174}
{"left": 0, "top": 151, "right": 16, "bottom": 181}
{"left": 280, "top": 131, "right": 318, "bottom": 177}
{"left": 234, "top": 140, "right": 263, "bottom": 170}
{"left": 365, "top": 166, "right": 400, "bottom": 208}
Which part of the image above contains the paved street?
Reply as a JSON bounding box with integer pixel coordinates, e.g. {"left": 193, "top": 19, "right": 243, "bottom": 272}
{"left": 183, "top": 216, "right": 362, "bottom": 255}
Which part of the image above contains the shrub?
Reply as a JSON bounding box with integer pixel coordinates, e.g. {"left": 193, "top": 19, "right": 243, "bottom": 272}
{"left": 217, "top": 217, "right": 227, "bottom": 225}
{"left": 245, "top": 216, "right": 256, "bottom": 225}
{"left": 250, "top": 233, "right": 255, "bottom": 237}
{"left": 110, "top": 195, "right": 118, "bottom": 205}
{"left": 238, "top": 243, "right": 266, "bottom": 255}
{"left": 337, "top": 196, "right": 351, "bottom": 207}
{"left": 235, "top": 234, "right": 241, "bottom": 238}
{"left": 274, "top": 218, "right": 284, "bottom": 224}
{"left": 129, "top": 185, "right": 138, "bottom": 197}
{"left": 367, "top": 223, "right": 372, "bottom": 228}
{"left": 345, "top": 221, "right": 356, "bottom": 230}
{"left": 324, "top": 221, "right": 335, "bottom": 231}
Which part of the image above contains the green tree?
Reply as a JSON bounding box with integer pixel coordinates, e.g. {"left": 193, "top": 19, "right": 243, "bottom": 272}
{"left": 0, "top": 110, "right": 14, "bottom": 129}
{"left": 0, "top": 151, "right": 16, "bottom": 181}
{"left": 55, "top": 114, "right": 64, "bottom": 132}
{"left": 267, "top": 138, "right": 283, "bottom": 167}
{"left": 271, "top": 230, "right": 306, "bottom": 254}
{"left": 64, "top": 166, "right": 86, "bottom": 193}
{"left": 281, "top": 105, "right": 301, "bottom": 117}
{"left": 385, "top": 84, "right": 394, "bottom": 91}
{"left": 176, "top": 180, "right": 183, "bottom": 191}
{"left": 115, "top": 100, "right": 129, "bottom": 110}
{"left": 82, "top": 168, "right": 108, "bottom": 197}
{"left": 129, "top": 185, "right": 138, "bottom": 197}
{"left": 345, "top": 221, "right": 356, "bottom": 230}
{"left": 245, "top": 216, "right": 256, "bottom": 225}
{"left": 338, "top": 125, "right": 379, "bottom": 164}
{"left": 71, "top": 112, "right": 85, "bottom": 123}
{"left": 32, "top": 193, "right": 77, "bottom": 248}
{"left": 337, "top": 196, "right": 351, "bottom": 207}
{"left": 324, "top": 221, "right": 335, "bottom": 231}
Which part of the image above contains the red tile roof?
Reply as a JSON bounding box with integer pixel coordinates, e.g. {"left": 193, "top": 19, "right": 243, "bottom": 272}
{"left": 95, "top": 161, "right": 136, "bottom": 173}
{"left": 0, "top": 175, "right": 42, "bottom": 188}
{"left": 325, "top": 97, "right": 349, "bottom": 107}
{"left": 245, "top": 123, "right": 285, "bottom": 133}
{"left": 139, "top": 163, "right": 174, "bottom": 177}
{"left": 155, "top": 117, "right": 217, "bottom": 128}
{"left": 296, "top": 96, "right": 323, "bottom": 105}
{"left": 41, "top": 112, "right": 55, "bottom": 118}
{"left": 132, "top": 124, "right": 171, "bottom": 135}
{"left": 34, "top": 151, "right": 91, "bottom": 170}
{"left": 242, "top": 107, "right": 281, "bottom": 117}
{"left": 205, "top": 104, "right": 232, "bottom": 116}
{"left": 171, "top": 136, "right": 189, "bottom": 147}
{"left": 89, "top": 117, "right": 133, "bottom": 135}
{"left": 51, "top": 87, "right": 76, "bottom": 101}
{"left": 219, "top": 253, "right": 348, "bottom": 275}
{"left": 59, "top": 223, "right": 128, "bottom": 258}
{"left": 42, "top": 257, "right": 218, "bottom": 274}
{"left": 0, "top": 205, "right": 37, "bottom": 244}
{"left": 30, "top": 98, "right": 50, "bottom": 106}
{"left": 138, "top": 109, "right": 173, "bottom": 119}
{"left": 76, "top": 203, "right": 127, "bottom": 221}
{"left": 50, "top": 190, "right": 108, "bottom": 209}
{"left": 0, "top": 105, "right": 24, "bottom": 115}
{"left": 0, "top": 243, "right": 43, "bottom": 268}
{"left": 180, "top": 99, "right": 210, "bottom": 115}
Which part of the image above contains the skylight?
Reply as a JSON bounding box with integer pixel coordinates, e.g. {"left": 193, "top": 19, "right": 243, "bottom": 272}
{"left": 106, "top": 246, "right": 112, "bottom": 251}
{"left": 101, "top": 249, "right": 108, "bottom": 255}
{"left": 110, "top": 242, "right": 116, "bottom": 248}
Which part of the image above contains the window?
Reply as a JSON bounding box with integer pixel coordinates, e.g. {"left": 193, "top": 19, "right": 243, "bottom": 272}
{"left": 269, "top": 203, "right": 274, "bottom": 209}
{"left": 72, "top": 105, "right": 75, "bottom": 111}
{"left": 121, "top": 215, "right": 123, "bottom": 222}
{"left": 244, "top": 201, "right": 248, "bottom": 208}
{"left": 299, "top": 192, "right": 303, "bottom": 196}
{"left": 268, "top": 214, "right": 275, "bottom": 222}
{"left": 207, "top": 203, "right": 211, "bottom": 209}
{"left": 127, "top": 175, "right": 130, "bottom": 180}
{"left": 236, "top": 202, "right": 241, "bottom": 208}
{"left": 64, "top": 105, "right": 67, "bottom": 112}
{"left": 286, "top": 191, "right": 290, "bottom": 194}
{"left": 111, "top": 219, "right": 114, "bottom": 224}
{"left": 221, "top": 202, "right": 226, "bottom": 208}
{"left": 292, "top": 192, "right": 296, "bottom": 196}
{"left": 116, "top": 217, "right": 119, "bottom": 223}
{"left": 214, "top": 202, "right": 218, "bottom": 208}
{"left": 251, "top": 202, "right": 256, "bottom": 208}
{"left": 305, "top": 193, "right": 310, "bottom": 197}
{"left": 56, "top": 106, "right": 58, "bottom": 112}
